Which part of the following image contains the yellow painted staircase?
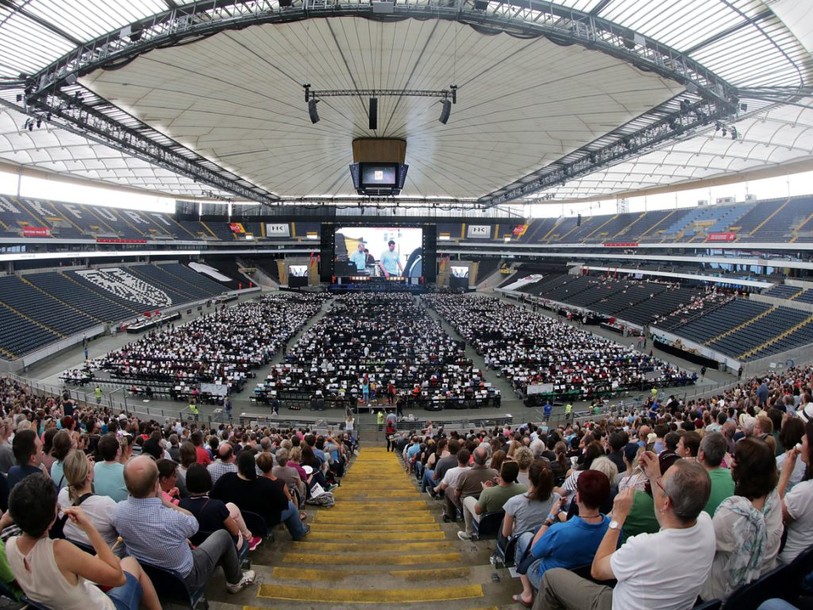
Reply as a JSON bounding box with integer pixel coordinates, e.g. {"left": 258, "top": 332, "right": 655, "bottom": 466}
{"left": 206, "top": 446, "right": 513, "bottom": 609}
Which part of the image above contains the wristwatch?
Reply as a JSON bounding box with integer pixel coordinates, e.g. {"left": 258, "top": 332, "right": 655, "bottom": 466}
{"left": 609, "top": 520, "right": 622, "bottom": 530}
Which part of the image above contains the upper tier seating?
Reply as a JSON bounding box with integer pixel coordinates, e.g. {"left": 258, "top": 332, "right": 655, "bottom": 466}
{"left": 740, "top": 196, "right": 813, "bottom": 242}
{"left": 662, "top": 203, "right": 753, "bottom": 238}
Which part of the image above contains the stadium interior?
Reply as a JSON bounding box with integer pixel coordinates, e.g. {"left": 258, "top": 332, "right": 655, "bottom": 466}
{"left": 0, "top": 0, "right": 812, "bottom": 609}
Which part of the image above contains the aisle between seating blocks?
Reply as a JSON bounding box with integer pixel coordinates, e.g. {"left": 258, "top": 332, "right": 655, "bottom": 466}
{"left": 201, "top": 446, "right": 520, "bottom": 609}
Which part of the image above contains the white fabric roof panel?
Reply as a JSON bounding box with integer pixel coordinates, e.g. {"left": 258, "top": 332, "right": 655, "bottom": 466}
{"left": 528, "top": 101, "right": 813, "bottom": 201}
{"left": 0, "top": 1, "right": 808, "bottom": 203}
{"left": 81, "top": 18, "right": 682, "bottom": 198}
{"left": 0, "top": 106, "right": 233, "bottom": 197}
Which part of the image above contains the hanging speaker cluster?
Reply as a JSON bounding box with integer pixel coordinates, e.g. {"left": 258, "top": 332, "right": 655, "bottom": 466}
{"left": 368, "top": 97, "right": 378, "bottom": 130}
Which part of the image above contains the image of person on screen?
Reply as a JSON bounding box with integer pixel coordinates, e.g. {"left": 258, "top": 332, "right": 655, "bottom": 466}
{"left": 379, "top": 240, "right": 403, "bottom": 278}
{"left": 364, "top": 249, "right": 375, "bottom": 268}
{"left": 349, "top": 241, "right": 367, "bottom": 273}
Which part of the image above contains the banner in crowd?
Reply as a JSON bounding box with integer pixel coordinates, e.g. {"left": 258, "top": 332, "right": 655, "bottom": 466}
{"left": 22, "top": 226, "right": 50, "bottom": 237}
{"left": 603, "top": 241, "right": 638, "bottom": 247}
{"left": 707, "top": 232, "right": 737, "bottom": 242}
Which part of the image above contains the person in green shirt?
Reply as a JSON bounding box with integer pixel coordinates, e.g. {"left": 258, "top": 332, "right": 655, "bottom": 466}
{"left": 376, "top": 410, "right": 384, "bottom": 431}
{"left": 564, "top": 404, "right": 573, "bottom": 422}
{"left": 459, "top": 461, "right": 527, "bottom": 540}
{"left": 698, "top": 431, "right": 734, "bottom": 516}
{"left": 621, "top": 488, "right": 660, "bottom": 541}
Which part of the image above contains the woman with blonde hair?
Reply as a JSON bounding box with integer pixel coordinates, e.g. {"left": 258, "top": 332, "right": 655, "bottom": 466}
{"left": 56, "top": 450, "right": 121, "bottom": 555}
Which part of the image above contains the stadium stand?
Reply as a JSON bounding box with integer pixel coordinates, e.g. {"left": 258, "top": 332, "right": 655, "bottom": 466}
{"left": 763, "top": 285, "right": 804, "bottom": 300}
{"left": 707, "top": 306, "right": 811, "bottom": 358}
{"left": 0, "top": 275, "right": 98, "bottom": 336}
{"left": 795, "top": 289, "right": 813, "bottom": 304}
{"left": 617, "top": 286, "right": 702, "bottom": 327}
{"left": 25, "top": 272, "right": 139, "bottom": 323}
{"left": 590, "top": 281, "right": 668, "bottom": 316}
{"left": 124, "top": 265, "right": 222, "bottom": 304}
{"left": 0, "top": 305, "right": 62, "bottom": 358}
{"left": 741, "top": 196, "right": 813, "bottom": 242}
{"left": 667, "top": 299, "right": 772, "bottom": 345}
{"left": 472, "top": 258, "right": 501, "bottom": 283}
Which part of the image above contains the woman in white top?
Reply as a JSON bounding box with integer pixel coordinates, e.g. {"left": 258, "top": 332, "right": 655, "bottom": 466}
{"left": 6, "top": 473, "right": 161, "bottom": 610}
{"left": 778, "top": 417, "right": 813, "bottom": 564}
{"left": 57, "top": 450, "right": 122, "bottom": 556}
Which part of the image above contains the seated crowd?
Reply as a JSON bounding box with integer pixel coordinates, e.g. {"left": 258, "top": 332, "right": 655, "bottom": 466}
{"left": 397, "top": 363, "right": 813, "bottom": 609}
{"left": 0, "top": 376, "right": 356, "bottom": 608}
{"left": 256, "top": 293, "right": 500, "bottom": 408}
{"left": 68, "top": 293, "right": 329, "bottom": 394}
{"left": 423, "top": 294, "right": 695, "bottom": 400}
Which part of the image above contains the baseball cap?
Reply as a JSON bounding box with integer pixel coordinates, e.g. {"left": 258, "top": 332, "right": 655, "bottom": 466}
{"left": 798, "top": 403, "right": 813, "bottom": 424}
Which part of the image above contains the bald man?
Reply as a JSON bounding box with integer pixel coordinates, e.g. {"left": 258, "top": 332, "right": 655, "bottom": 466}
{"left": 113, "top": 456, "right": 255, "bottom": 594}
{"left": 454, "top": 444, "right": 498, "bottom": 521}
{"left": 207, "top": 442, "right": 238, "bottom": 485}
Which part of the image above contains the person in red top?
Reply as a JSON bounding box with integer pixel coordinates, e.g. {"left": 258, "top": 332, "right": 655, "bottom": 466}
{"left": 191, "top": 432, "right": 212, "bottom": 466}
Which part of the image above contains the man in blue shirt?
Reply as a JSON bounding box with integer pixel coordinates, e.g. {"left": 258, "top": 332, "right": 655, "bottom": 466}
{"left": 113, "top": 455, "right": 255, "bottom": 594}
{"left": 379, "top": 240, "right": 403, "bottom": 278}
{"left": 349, "top": 242, "right": 367, "bottom": 273}
{"left": 543, "top": 401, "right": 553, "bottom": 422}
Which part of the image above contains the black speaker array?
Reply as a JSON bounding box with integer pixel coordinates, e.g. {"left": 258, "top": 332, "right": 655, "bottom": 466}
{"left": 369, "top": 97, "right": 378, "bottom": 130}
{"left": 422, "top": 228, "right": 437, "bottom": 283}
{"left": 319, "top": 223, "right": 334, "bottom": 281}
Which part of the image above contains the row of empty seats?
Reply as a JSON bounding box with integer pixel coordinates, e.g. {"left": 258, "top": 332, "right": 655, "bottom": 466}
{"left": 0, "top": 264, "right": 234, "bottom": 359}
{"left": 667, "top": 299, "right": 772, "bottom": 346}
{"left": 0, "top": 195, "right": 320, "bottom": 242}
{"left": 706, "top": 307, "right": 810, "bottom": 359}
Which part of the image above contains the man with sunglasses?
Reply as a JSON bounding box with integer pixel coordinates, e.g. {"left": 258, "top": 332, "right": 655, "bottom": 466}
{"left": 536, "top": 451, "right": 715, "bottom": 610}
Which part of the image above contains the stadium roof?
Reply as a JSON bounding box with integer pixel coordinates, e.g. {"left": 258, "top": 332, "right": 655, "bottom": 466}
{"left": 0, "top": 0, "right": 810, "bottom": 207}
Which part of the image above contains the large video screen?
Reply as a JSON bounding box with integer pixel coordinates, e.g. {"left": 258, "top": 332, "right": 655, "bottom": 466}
{"left": 334, "top": 226, "right": 423, "bottom": 278}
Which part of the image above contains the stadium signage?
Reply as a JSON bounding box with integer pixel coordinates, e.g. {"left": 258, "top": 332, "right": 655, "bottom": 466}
{"left": 603, "top": 241, "right": 638, "bottom": 247}
{"left": 467, "top": 225, "right": 492, "bottom": 238}
{"left": 22, "top": 226, "right": 50, "bottom": 237}
{"left": 96, "top": 238, "right": 147, "bottom": 244}
{"left": 707, "top": 232, "right": 737, "bottom": 242}
{"left": 265, "top": 223, "right": 290, "bottom": 237}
